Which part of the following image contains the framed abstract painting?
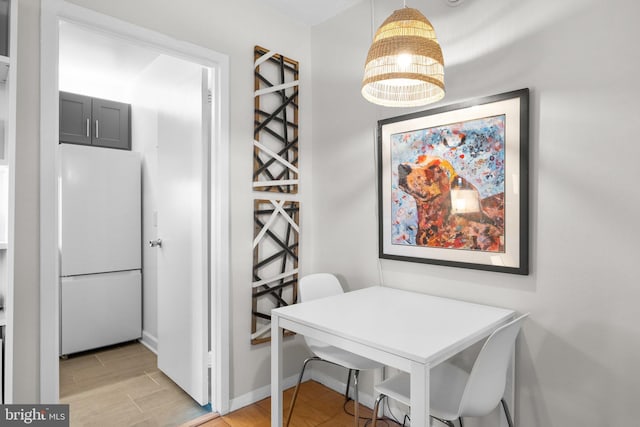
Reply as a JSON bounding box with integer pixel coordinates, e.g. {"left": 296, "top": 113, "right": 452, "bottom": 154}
{"left": 378, "top": 89, "right": 529, "bottom": 274}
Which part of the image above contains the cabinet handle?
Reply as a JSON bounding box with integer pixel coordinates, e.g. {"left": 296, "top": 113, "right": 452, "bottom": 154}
{"left": 86, "top": 118, "right": 90, "bottom": 138}
{"left": 95, "top": 120, "right": 99, "bottom": 139}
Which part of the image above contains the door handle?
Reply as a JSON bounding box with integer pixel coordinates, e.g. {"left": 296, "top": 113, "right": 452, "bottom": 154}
{"left": 95, "top": 120, "right": 99, "bottom": 139}
{"left": 149, "top": 238, "right": 162, "bottom": 248}
{"left": 86, "top": 118, "right": 90, "bottom": 138}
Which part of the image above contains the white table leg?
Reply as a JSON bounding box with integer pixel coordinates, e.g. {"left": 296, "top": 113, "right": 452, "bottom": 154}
{"left": 410, "top": 362, "right": 430, "bottom": 427}
{"left": 271, "top": 314, "right": 283, "bottom": 426}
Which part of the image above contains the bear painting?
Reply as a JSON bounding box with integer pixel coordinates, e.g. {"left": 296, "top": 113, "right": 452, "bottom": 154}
{"left": 391, "top": 115, "right": 506, "bottom": 253}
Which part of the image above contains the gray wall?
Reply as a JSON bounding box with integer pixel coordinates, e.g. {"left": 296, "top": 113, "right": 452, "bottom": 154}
{"left": 13, "top": 0, "right": 313, "bottom": 403}
{"left": 310, "top": 0, "right": 640, "bottom": 426}
{"left": 13, "top": 0, "right": 640, "bottom": 425}
{"left": 14, "top": 0, "right": 40, "bottom": 403}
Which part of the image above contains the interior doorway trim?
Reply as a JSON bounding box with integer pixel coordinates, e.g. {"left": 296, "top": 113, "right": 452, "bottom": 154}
{"left": 39, "top": 0, "right": 230, "bottom": 413}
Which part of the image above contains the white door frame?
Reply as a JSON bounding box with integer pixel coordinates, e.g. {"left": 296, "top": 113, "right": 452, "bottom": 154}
{"left": 39, "top": 0, "right": 230, "bottom": 413}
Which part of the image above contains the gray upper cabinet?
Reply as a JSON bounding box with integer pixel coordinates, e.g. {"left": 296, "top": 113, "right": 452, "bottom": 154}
{"left": 91, "top": 98, "right": 131, "bottom": 150}
{"left": 60, "top": 91, "right": 131, "bottom": 150}
{"left": 60, "top": 92, "right": 92, "bottom": 146}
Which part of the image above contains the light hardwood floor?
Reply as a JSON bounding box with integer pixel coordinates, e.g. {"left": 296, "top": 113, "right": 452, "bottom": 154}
{"left": 193, "top": 381, "right": 401, "bottom": 427}
{"left": 61, "top": 342, "right": 401, "bottom": 427}
{"left": 60, "top": 341, "right": 209, "bottom": 426}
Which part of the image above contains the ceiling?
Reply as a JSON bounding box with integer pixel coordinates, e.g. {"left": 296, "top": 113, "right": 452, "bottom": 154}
{"left": 259, "top": 0, "right": 364, "bottom": 26}
{"left": 57, "top": 1, "right": 369, "bottom": 96}
{"left": 261, "top": 0, "right": 465, "bottom": 26}
{"left": 57, "top": 0, "right": 462, "bottom": 98}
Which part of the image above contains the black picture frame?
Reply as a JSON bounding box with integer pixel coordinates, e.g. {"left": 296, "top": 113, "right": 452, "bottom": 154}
{"left": 377, "top": 89, "right": 529, "bottom": 275}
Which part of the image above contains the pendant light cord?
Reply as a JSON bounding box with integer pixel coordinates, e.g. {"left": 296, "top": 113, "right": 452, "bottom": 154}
{"left": 369, "top": 0, "right": 385, "bottom": 288}
{"left": 370, "top": 0, "right": 375, "bottom": 40}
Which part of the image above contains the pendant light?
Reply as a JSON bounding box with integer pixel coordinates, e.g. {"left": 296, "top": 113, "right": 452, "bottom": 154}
{"left": 362, "top": 3, "right": 445, "bottom": 107}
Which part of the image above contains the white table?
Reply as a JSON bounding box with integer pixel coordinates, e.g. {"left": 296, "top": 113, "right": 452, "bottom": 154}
{"left": 271, "top": 286, "right": 515, "bottom": 427}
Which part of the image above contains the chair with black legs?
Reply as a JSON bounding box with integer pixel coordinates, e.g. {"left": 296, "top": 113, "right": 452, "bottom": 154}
{"left": 286, "top": 273, "right": 384, "bottom": 427}
{"left": 370, "top": 314, "right": 528, "bottom": 427}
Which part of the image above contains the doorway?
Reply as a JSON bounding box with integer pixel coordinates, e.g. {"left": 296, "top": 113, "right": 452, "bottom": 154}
{"left": 40, "top": 0, "right": 230, "bottom": 414}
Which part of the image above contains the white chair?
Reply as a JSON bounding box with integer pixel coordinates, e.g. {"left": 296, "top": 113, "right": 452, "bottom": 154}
{"left": 286, "top": 273, "right": 384, "bottom": 427}
{"left": 371, "top": 314, "right": 528, "bottom": 427}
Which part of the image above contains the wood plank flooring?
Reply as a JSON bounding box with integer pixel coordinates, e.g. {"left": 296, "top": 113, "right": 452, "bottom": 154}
{"left": 193, "top": 381, "right": 401, "bottom": 427}
{"left": 61, "top": 342, "right": 401, "bottom": 427}
{"left": 60, "top": 341, "right": 210, "bottom": 426}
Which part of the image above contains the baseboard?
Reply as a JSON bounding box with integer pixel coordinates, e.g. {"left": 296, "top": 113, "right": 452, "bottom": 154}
{"left": 228, "top": 371, "right": 310, "bottom": 413}
{"left": 178, "top": 412, "right": 220, "bottom": 427}
{"left": 139, "top": 331, "right": 158, "bottom": 354}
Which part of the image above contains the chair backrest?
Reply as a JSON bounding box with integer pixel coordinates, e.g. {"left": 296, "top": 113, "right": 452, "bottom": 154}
{"left": 298, "top": 273, "right": 344, "bottom": 349}
{"left": 299, "top": 273, "right": 344, "bottom": 303}
{"left": 457, "top": 314, "right": 528, "bottom": 417}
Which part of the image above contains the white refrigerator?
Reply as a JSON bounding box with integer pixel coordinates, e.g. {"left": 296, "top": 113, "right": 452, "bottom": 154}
{"left": 59, "top": 144, "right": 142, "bottom": 355}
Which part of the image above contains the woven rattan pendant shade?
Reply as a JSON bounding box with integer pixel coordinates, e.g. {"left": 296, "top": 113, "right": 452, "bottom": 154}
{"left": 362, "top": 7, "right": 445, "bottom": 107}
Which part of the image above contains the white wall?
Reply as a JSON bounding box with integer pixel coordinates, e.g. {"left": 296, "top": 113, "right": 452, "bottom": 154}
{"left": 58, "top": 20, "right": 160, "bottom": 104}
{"left": 14, "top": 0, "right": 313, "bottom": 403}
{"left": 311, "top": 0, "right": 640, "bottom": 426}
{"left": 16, "top": 0, "right": 639, "bottom": 422}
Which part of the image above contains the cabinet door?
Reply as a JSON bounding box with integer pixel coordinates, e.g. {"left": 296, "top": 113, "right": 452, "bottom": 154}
{"left": 59, "top": 92, "right": 92, "bottom": 146}
{"left": 92, "top": 98, "right": 131, "bottom": 150}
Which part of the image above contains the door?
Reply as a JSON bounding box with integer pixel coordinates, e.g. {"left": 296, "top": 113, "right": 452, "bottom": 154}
{"left": 155, "top": 58, "right": 210, "bottom": 405}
